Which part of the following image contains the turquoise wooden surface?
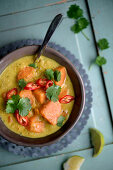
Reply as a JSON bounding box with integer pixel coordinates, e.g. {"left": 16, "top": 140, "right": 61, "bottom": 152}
{"left": 0, "top": 0, "right": 72, "bottom": 16}
{"left": 88, "top": 0, "right": 113, "bottom": 120}
{"left": 1, "top": 144, "right": 113, "bottom": 170}
{"left": 0, "top": 0, "right": 113, "bottom": 169}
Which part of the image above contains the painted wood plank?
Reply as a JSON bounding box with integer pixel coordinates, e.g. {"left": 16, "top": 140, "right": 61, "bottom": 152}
{"left": 0, "top": 147, "right": 32, "bottom": 167}
{"left": 0, "top": 132, "right": 90, "bottom": 167}
{"left": 1, "top": 144, "right": 113, "bottom": 170}
{"left": 0, "top": 1, "right": 74, "bottom": 32}
{"left": 87, "top": 0, "right": 113, "bottom": 120}
{"left": 0, "top": 0, "right": 72, "bottom": 17}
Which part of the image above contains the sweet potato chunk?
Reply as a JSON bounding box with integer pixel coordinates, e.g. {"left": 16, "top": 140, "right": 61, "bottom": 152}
{"left": 54, "top": 66, "right": 66, "bottom": 86}
{"left": 19, "top": 90, "right": 36, "bottom": 107}
{"left": 33, "top": 89, "right": 46, "bottom": 104}
{"left": 17, "top": 66, "right": 35, "bottom": 82}
{"left": 27, "top": 111, "right": 34, "bottom": 118}
{"left": 39, "top": 101, "right": 61, "bottom": 125}
{"left": 58, "top": 87, "right": 68, "bottom": 99}
{"left": 27, "top": 115, "right": 45, "bottom": 133}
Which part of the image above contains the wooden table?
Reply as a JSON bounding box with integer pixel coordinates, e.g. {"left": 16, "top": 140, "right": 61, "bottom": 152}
{"left": 0, "top": 0, "right": 113, "bottom": 169}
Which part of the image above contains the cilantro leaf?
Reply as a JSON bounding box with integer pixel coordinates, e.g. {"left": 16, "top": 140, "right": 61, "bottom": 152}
{"left": 17, "top": 98, "right": 31, "bottom": 116}
{"left": 67, "top": 4, "right": 83, "bottom": 19}
{"left": 6, "top": 95, "right": 31, "bottom": 116}
{"left": 6, "top": 95, "right": 20, "bottom": 113}
{"left": 97, "top": 38, "right": 109, "bottom": 50}
{"left": 57, "top": 116, "right": 65, "bottom": 127}
{"left": 67, "top": 4, "right": 89, "bottom": 40}
{"left": 11, "top": 95, "right": 20, "bottom": 104}
{"left": 95, "top": 56, "right": 107, "bottom": 66}
{"left": 6, "top": 95, "right": 20, "bottom": 105}
{"left": 45, "top": 69, "right": 54, "bottom": 80}
{"left": 71, "top": 23, "right": 80, "bottom": 33}
{"left": 46, "top": 84, "right": 61, "bottom": 102}
{"left": 29, "top": 63, "right": 37, "bottom": 68}
{"left": 54, "top": 70, "right": 61, "bottom": 82}
{"left": 6, "top": 103, "right": 16, "bottom": 113}
{"left": 71, "top": 18, "right": 89, "bottom": 33}
{"left": 18, "top": 79, "right": 27, "bottom": 89}
{"left": 77, "top": 18, "right": 89, "bottom": 30}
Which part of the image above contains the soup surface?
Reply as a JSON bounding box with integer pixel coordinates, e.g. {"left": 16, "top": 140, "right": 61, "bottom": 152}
{"left": 0, "top": 55, "right": 74, "bottom": 138}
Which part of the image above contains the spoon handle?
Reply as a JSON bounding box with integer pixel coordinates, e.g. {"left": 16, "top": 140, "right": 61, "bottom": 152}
{"left": 35, "top": 14, "right": 63, "bottom": 60}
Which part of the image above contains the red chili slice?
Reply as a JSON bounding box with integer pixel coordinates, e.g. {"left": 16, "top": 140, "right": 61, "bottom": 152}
{"left": 59, "top": 95, "right": 75, "bottom": 104}
{"left": 36, "top": 78, "right": 48, "bottom": 87}
{"left": 24, "top": 82, "right": 40, "bottom": 90}
{"left": 45, "top": 80, "right": 53, "bottom": 89}
{"left": 15, "top": 110, "right": 28, "bottom": 127}
{"left": 6, "top": 88, "right": 18, "bottom": 100}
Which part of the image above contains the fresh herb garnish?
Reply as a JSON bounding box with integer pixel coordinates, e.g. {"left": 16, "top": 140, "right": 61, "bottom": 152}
{"left": 54, "top": 70, "right": 61, "bottom": 82}
{"left": 89, "top": 38, "right": 109, "bottom": 69}
{"left": 67, "top": 4, "right": 89, "bottom": 40}
{"left": 46, "top": 84, "right": 61, "bottom": 102}
{"left": 17, "top": 98, "right": 31, "bottom": 116}
{"left": 6, "top": 101, "right": 17, "bottom": 113}
{"left": 95, "top": 56, "right": 107, "bottom": 66}
{"left": 71, "top": 18, "right": 89, "bottom": 33}
{"left": 97, "top": 38, "right": 109, "bottom": 50}
{"left": 11, "top": 95, "right": 20, "bottom": 104}
{"left": 29, "top": 63, "right": 37, "bottom": 68}
{"left": 45, "top": 69, "right": 54, "bottom": 80}
{"left": 6, "top": 95, "right": 31, "bottom": 116}
{"left": 67, "top": 4, "right": 83, "bottom": 19}
{"left": 57, "top": 116, "right": 65, "bottom": 127}
{"left": 45, "top": 69, "right": 61, "bottom": 82}
{"left": 6, "top": 95, "right": 20, "bottom": 113}
{"left": 18, "top": 79, "right": 27, "bottom": 89}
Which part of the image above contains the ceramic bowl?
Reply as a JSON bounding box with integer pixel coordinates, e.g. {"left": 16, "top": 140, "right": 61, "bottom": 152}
{"left": 0, "top": 45, "right": 85, "bottom": 146}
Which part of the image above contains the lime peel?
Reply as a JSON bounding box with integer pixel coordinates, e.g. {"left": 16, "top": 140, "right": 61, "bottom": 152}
{"left": 90, "top": 128, "right": 104, "bottom": 157}
{"left": 63, "top": 155, "right": 85, "bottom": 170}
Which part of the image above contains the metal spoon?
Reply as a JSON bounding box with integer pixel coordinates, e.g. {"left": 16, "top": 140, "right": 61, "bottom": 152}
{"left": 35, "top": 13, "right": 63, "bottom": 60}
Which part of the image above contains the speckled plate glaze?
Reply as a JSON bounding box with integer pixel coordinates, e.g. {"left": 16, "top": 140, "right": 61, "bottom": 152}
{"left": 0, "top": 39, "right": 92, "bottom": 157}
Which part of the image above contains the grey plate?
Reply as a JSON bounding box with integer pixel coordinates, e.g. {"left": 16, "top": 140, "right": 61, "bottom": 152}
{"left": 0, "top": 39, "right": 92, "bottom": 157}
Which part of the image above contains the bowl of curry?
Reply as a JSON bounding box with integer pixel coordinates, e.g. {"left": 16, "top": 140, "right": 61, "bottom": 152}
{"left": 0, "top": 45, "right": 85, "bottom": 146}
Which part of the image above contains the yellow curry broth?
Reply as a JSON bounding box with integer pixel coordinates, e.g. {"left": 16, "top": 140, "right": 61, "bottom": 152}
{"left": 0, "top": 55, "right": 74, "bottom": 138}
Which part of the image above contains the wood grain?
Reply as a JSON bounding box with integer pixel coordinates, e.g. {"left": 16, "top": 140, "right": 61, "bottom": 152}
{"left": 0, "top": 0, "right": 113, "bottom": 169}
{"left": 1, "top": 144, "right": 113, "bottom": 170}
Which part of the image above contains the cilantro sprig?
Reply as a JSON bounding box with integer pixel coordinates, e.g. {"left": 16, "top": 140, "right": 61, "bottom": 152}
{"left": 17, "top": 98, "right": 31, "bottom": 116}
{"left": 29, "top": 63, "right": 38, "bottom": 68}
{"left": 71, "top": 18, "right": 89, "bottom": 33}
{"left": 67, "top": 4, "right": 83, "bottom": 19}
{"left": 6, "top": 95, "right": 31, "bottom": 116}
{"left": 45, "top": 69, "right": 61, "bottom": 82}
{"left": 97, "top": 38, "right": 109, "bottom": 50}
{"left": 95, "top": 56, "right": 107, "bottom": 66}
{"left": 46, "top": 84, "right": 61, "bottom": 102}
{"left": 89, "top": 38, "right": 109, "bottom": 69}
{"left": 6, "top": 95, "right": 20, "bottom": 113}
{"left": 54, "top": 70, "right": 61, "bottom": 82}
{"left": 45, "top": 69, "right": 54, "bottom": 80}
{"left": 18, "top": 79, "right": 27, "bottom": 89}
{"left": 67, "top": 4, "right": 89, "bottom": 40}
{"left": 57, "top": 116, "right": 65, "bottom": 127}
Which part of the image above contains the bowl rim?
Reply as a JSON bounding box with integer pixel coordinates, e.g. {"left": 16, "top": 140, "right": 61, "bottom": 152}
{"left": 0, "top": 45, "right": 85, "bottom": 147}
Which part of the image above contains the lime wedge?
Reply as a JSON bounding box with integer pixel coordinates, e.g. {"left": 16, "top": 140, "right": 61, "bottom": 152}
{"left": 90, "top": 128, "right": 104, "bottom": 157}
{"left": 63, "top": 155, "right": 85, "bottom": 170}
